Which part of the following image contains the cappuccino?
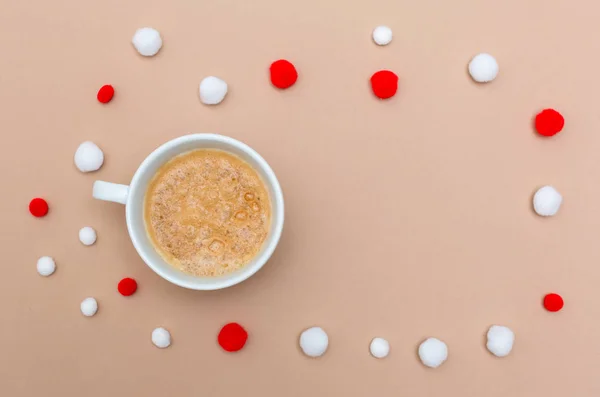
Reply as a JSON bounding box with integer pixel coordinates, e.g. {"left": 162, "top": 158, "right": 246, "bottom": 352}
{"left": 144, "top": 149, "right": 271, "bottom": 277}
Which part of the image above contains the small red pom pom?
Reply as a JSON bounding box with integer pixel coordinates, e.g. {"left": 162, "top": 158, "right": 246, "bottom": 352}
{"left": 270, "top": 59, "right": 298, "bottom": 89}
{"left": 543, "top": 293, "right": 564, "bottom": 312}
{"left": 118, "top": 277, "right": 138, "bottom": 296}
{"left": 218, "top": 322, "right": 248, "bottom": 352}
{"left": 535, "top": 109, "right": 564, "bottom": 137}
{"left": 97, "top": 85, "right": 115, "bottom": 104}
{"left": 370, "top": 70, "right": 398, "bottom": 99}
{"left": 29, "top": 198, "right": 49, "bottom": 217}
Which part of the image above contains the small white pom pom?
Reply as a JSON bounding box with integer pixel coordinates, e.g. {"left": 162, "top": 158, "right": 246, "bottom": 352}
{"left": 74, "top": 141, "right": 104, "bottom": 173}
{"left": 132, "top": 27, "right": 163, "bottom": 57}
{"left": 418, "top": 337, "right": 448, "bottom": 368}
{"left": 78, "top": 227, "right": 97, "bottom": 246}
{"left": 369, "top": 337, "right": 390, "bottom": 358}
{"left": 299, "top": 327, "right": 329, "bottom": 357}
{"left": 199, "top": 76, "right": 228, "bottom": 105}
{"left": 37, "top": 256, "right": 56, "bottom": 277}
{"left": 152, "top": 327, "right": 171, "bottom": 348}
{"left": 468, "top": 53, "right": 499, "bottom": 83}
{"left": 80, "top": 297, "right": 98, "bottom": 317}
{"left": 533, "top": 186, "right": 562, "bottom": 216}
{"left": 486, "top": 325, "right": 515, "bottom": 357}
{"left": 372, "top": 26, "right": 393, "bottom": 46}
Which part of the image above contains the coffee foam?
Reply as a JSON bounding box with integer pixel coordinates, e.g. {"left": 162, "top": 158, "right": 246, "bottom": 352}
{"left": 144, "top": 149, "right": 271, "bottom": 277}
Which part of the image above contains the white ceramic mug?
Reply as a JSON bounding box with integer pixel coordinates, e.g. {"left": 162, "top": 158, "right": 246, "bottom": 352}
{"left": 92, "top": 134, "right": 284, "bottom": 290}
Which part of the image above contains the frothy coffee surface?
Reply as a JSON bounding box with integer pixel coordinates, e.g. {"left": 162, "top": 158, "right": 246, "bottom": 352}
{"left": 144, "top": 149, "right": 271, "bottom": 277}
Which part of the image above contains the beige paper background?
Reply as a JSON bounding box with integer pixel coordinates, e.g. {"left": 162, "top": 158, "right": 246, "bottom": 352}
{"left": 1, "top": 0, "right": 600, "bottom": 396}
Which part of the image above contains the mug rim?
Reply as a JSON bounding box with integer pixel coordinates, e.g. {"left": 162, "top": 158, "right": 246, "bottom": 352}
{"left": 125, "top": 133, "right": 285, "bottom": 290}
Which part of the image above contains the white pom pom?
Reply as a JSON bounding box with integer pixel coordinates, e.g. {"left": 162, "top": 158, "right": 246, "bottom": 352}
{"left": 80, "top": 297, "right": 98, "bottom": 317}
{"left": 74, "top": 141, "right": 104, "bottom": 173}
{"left": 533, "top": 186, "right": 562, "bottom": 216}
{"left": 468, "top": 53, "right": 499, "bottom": 83}
{"left": 372, "top": 26, "right": 393, "bottom": 46}
{"left": 299, "top": 327, "right": 329, "bottom": 357}
{"left": 486, "top": 325, "right": 515, "bottom": 357}
{"left": 369, "top": 337, "right": 390, "bottom": 358}
{"left": 418, "top": 337, "right": 448, "bottom": 368}
{"left": 132, "top": 27, "right": 163, "bottom": 57}
{"left": 199, "top": 76, "right": 228, "bottom": 105}
{"left": 37, "top": 256, "right": 56, "bottom": 277}
{"left": 78, "top": 227, "right": 97, "bottom": 246}
{"left": 152, "top": 327, "right": 171, "bottom": 348}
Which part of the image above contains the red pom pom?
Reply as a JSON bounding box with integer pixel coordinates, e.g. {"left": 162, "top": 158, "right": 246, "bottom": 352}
{"left": 218, "top": 322, "right": 248, "bottom": 352}
{"left": 370, "top": 70, "right": 398, "bottom": 99}
{"left": 543, "top": 293, "right": 564, "bottom": 312}
{"left": 97, "top": 85, "right": 115, "bottom": 104}
{"left": 270, "top": 59, "right": 298, "bottom": 89}
{"left": 535, "top": 109, "right": 564, "bottom": 137}
{"left": 29, "top": 198, "right": 49, "bottom": 217}
{"left": 118, "top": 277, "right": 138, "bottom": 296}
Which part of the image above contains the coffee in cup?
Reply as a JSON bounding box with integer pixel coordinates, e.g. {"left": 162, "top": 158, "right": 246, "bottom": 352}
{"left": 93, "top": 134, "right": 284, "bottom": 290}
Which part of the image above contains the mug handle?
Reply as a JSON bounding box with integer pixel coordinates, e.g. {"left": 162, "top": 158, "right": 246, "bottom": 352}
{"left": 93, "top": 181, "right": 130, "bottom": 205}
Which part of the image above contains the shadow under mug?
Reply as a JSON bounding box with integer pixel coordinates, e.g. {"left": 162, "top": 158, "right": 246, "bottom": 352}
{"left": 92, "top": 134, "right": 285, "bottom": 290}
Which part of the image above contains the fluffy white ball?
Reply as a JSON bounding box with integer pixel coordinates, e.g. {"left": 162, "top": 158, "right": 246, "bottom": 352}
{"left": 36, "top": 256, "right": 56, "bottom": 277}
{"left": 468, "top": 53, "right": 499, "bottom": 83}
{"left": 74, "top": 141, "right": 104, "bottom": 173}
{"left": 299, "top": 327, "right": 329, "bottom": 357}
{"left": 132, "top": 27, "right": 163, "bottom": 57}
{"left": 152, "top": 327, "right": 171, "bottom": 348}
{"left": 80, "top": 297, "right": 98, "bottom": 317}
{"left": 418, "top": 337, "right": 448, "bottom": 368}
{"left": 372, "top": 26, "right": 393, "bottom": 46}
{"left": 199, "top": 76, "right": 228, "bottom": 105}
{"left": 79, "top": 226, "right": 97, "bottom": 246}
{"left": 533, "top": 186, "right": 562, "bottom": 216}
{"left": 486, "top": 325, "right": 515, "bottom": 357}
{"left": 369, "top": 337, "right": 390, "bottom": 358}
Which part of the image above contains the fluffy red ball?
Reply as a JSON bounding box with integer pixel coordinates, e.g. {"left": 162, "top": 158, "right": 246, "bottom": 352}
{"left": 535, "top": 109, "right": 564, "bottom": 137}
{"left": 29, "top": 198, "right": 49, "bottom": 217}
{"left": 370, "top": 70, "right": 398, "bottom": 99}
{"left": 269, "top": 59, "right": 298, "bottom": 89}
{"left": 218, "top": 322, "right": 248, "bottom": 352}
{"left": 118, "top": 277, "right": 138, "bottom": 296}
{"left": 543, "top": 293, "right": 564, "bottom": 312}
{"left": 97, "top": 85, "right": 115, "bottom": 104}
